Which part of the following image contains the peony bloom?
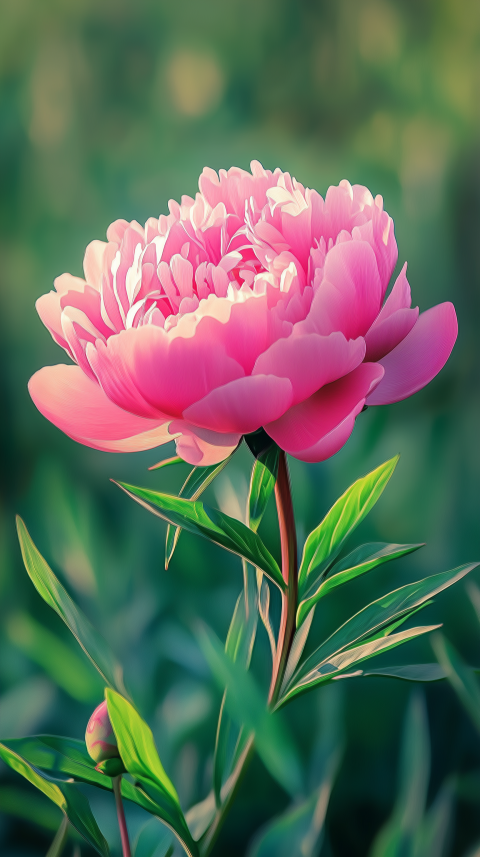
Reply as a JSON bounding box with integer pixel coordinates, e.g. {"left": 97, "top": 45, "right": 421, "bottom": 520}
{"left": 85, "top": 700, "right": 119, "bottom": 764}
{"left": 30, "top": 162, "right": 457, "bottom": 465}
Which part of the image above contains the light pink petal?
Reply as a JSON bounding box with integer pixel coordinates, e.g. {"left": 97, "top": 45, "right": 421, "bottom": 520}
{"left": 265, "top": 363, "right": 384, "bottom": 461}
{"left": 28, "top": 364, "right": 172, "bottom": 452}
{"left": 184, "top": 375, "right": 293, "bottom": 434}
{"left": 83, "top": 240, "right": 108, "bottom": 290}
{"left": 253, "top": 331, "right": 365, "bottom": 405}
{"left": 170, "top": 421, "right": 241, "bottom": 466}
{"left": 310, "top": 240, "right": 383, "bottom": 339}
{"left": 367, "top": 302, "right": 458, "bottom": 405}
{"left": 88, "top": 324, "right": 245, "bottom": 419}
{"left": 36, "top": 292, "right": 71, "bottom": 354}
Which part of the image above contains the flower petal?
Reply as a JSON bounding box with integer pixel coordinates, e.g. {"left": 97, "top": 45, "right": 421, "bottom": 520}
{"left": 28, "top": 364, "right": 172, "bottom": 452}
{"left": 183, "top": 375, "right": 293, "bottom": 434}
{"left": 310, "top": 240, "right": 383, "bottom": 339}
{"left": 170, "top": 421, "right": 241, "bottom": 466}
{"left": 253, "top": 330, "right": 365, "bottom": 405}
{"left": 265, "top": 363, "right": 384, "bottom": 462}
{"left": 366, "top": 302, "right": 458, "bottom": 405}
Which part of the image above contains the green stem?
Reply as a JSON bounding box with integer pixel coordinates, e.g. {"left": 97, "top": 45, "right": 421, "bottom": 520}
{"left": 46, "top": 815, "right": 69, "bottom": 857}
{"left": 113, "top": 775, "right": 132, "bottom": 857}
{"left": 201, "top": 451, "right": 298, "bottom": 854}
{"left": 268, "top": 450, "right": 298, "bottom": 707}
{"left": 200, "top": 735, "right": 255, "bottom": 856}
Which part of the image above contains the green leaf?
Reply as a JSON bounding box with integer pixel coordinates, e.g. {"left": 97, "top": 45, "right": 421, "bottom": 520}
{"left": 5, "top": 612, "right": 102, "bottom": 702}
{"left": 298, "top": 457, "right": 399, "bottom": 592}
{"left": 369, "top": 693, "right": 430, "bottom": 857}
{"left": 16, "top": 517, "right": 126, "bottom": 695}
{"left": 432, "top": 633, "right": 480, "bottom": 733}
{"left": 1, "top": 735, "right": 181, "bottom": 827}
{"left": 0, "top": 741, "right": 109, "bottom": 856}
{"left": 165, "top": 460, "right": 229, "bottom": 569}
{"left": 133, "top": 818, "right": 175, "bottom": 857}
{"left": 286, "top": 564, "right": 475, "bottom": 701}
{"left": 214, "top": 567, "right": 258, "bottom": 806}
{"left": 412, "top": 781, "right": 455, "bottom": 857}
{"left": 282, "top": 625, "right": 440, "bottom": 704}
{"left": 247, "top": 687, "right": 343, "bottom": 857}
{"left": 198, "top": 624, "right": 303, "bottom": 797}
{"left": 149, "top": 456, "right": 185, "bottom": 471}
{"left": 247, "top": 445, "right": 279, "bottom": 533}
{"left": 297, "top": 542, "right": 423, "bottom": 627}
{"left": 115, "top": 483, "right": 284, "bottom": 590}
{"left": 362, "top": 664, "right": 447, "bottom": 682}
{"left": 105, "top": 690, "right": 198, "bottom": 857}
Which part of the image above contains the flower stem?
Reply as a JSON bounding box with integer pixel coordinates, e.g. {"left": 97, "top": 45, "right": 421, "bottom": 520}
{"left": 268, "top": 450, "right": 298, "bottom": 707}
{"left": 201, "top": 450, "right": 298, "bottom": 854}
{"left": 200, "top": 735, "right": 255, "bottom": 856}
{"left": 46, "top": 815, "right": 69, "bottom": 857}
{"left": 113, "top": 775, "right": 132, "bottom": 857}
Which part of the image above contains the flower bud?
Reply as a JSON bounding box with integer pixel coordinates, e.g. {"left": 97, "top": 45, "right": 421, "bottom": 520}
{"left": 85, "top": 700, "right": 119, "bottom": 764}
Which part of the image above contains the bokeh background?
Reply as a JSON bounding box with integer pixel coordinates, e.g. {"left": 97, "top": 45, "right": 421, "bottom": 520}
{"left": 1, "top": 0, "right": 480, "bottom": 854}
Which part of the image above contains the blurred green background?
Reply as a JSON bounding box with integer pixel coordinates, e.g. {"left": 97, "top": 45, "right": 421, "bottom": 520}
{"left": 1, "top": 0, "right": 480, "bottom": 854}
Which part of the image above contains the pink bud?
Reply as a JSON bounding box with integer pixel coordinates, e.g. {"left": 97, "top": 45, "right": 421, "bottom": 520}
{"left": 85, "top": 700, "right": 119, "bottom": 764}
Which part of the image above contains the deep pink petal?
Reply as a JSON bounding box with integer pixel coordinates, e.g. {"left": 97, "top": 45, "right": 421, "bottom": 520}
{"left": 265, "top": 363, "right": 384, "bottom": 460}
{"left": 183, "top": 375, "right": 293, "bottom": 434}
{"left": 365, "top": 307, "right": 419, "bottom": 362}
{"left": 28, "top": 364, "right": 172, "bottom": 452}
{"left": 366, "top": 302, "right": 458, "bottom": 405}
{"left": 310, "top": 240, "right": 383, "bottom": 339}
{"left": 253, "top": 331, "right": 365, "bottom": 405}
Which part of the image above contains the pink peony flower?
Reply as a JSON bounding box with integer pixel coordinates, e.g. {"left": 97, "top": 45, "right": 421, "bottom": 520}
{"left": 85, "top": 700, "right": 119, "bottom": 764}
{"left": 29, "top": 162, "right": 457, "bottom": 465}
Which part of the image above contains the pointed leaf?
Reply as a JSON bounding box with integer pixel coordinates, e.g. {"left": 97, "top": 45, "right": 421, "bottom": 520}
{"left": 116, "top": 483, "right": 284, "bottom": 590}
{"left": 369, "top": 693, "right": 430, "bottom": 857}
{"left": 362, "top": 664, "right": 447, "bottom": 682}
{"left": 247, "top": 445, "right": 279, "bottom": 533}
{"left": 166, "top": 460, "right": 230, "bottom": 569}
{"left": 1, "top": 735, "right": 181, "bottom": 823}
{"left": 16, "top": 517, "right": 126, "bottom": 695}
{"left": 149, "top": 456, "right": 185, "bottom": 471}
{"left": 105, "top": 690, "right": 198, "bottom": 857}
{"left": 0, "top": 741, "right": 108, "bottom": 856}
{"left": 198, "top": 624, "right": 303, "bottom": 797}
{"left": 281, "top": 625, "right": 439, "bottom": 704}
{"left": 297, "top": 542, "right": 423, "bottom": 627}
{"left": 298, "top": 457, "right": 399, "bottom": 591}
{"left": 133, "top": 817, "right": 175, "bottom": 857}
{"left": 292, "top": 564, "right": 476, "bottom": 692}
{"left": 432, "top": 633, "right": 480, "bottom": 734}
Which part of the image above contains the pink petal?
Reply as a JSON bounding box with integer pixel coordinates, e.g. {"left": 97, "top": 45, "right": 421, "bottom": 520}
{"left": 28, "top": 364, "right": 172, "bottom": 452}
{"left": 365, "top": 308, "right": 419, "bottom": 362}
{"left": 265, "top": 363, "right": 384, "bottom": 462}
{"left": 366, "top": 302, "right": 458, "bottom": 405}
{"left": 88, "top": 323, "right": 245, "bottom": 419}
{"left": 170, "top": 421, "right": 241, "bottom": 466}
{"left": 83, "top": 240, "right": 108, "bottom": 290}
{"left": 183, "top": 375, "right": 293, "bottom": 434}
{"left": 310, "top": 240, "right": 383, "bottom": 339}
{"left": 253, "top": 331, "right": 365, "bottom": 405}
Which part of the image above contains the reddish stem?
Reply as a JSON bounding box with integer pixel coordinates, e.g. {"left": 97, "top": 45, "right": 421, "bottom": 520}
{"left": 113, "top": 776, "right": 132, "bottom": 857}
{"left": 268, "top": 450, "right": 298, "bottom": 707}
